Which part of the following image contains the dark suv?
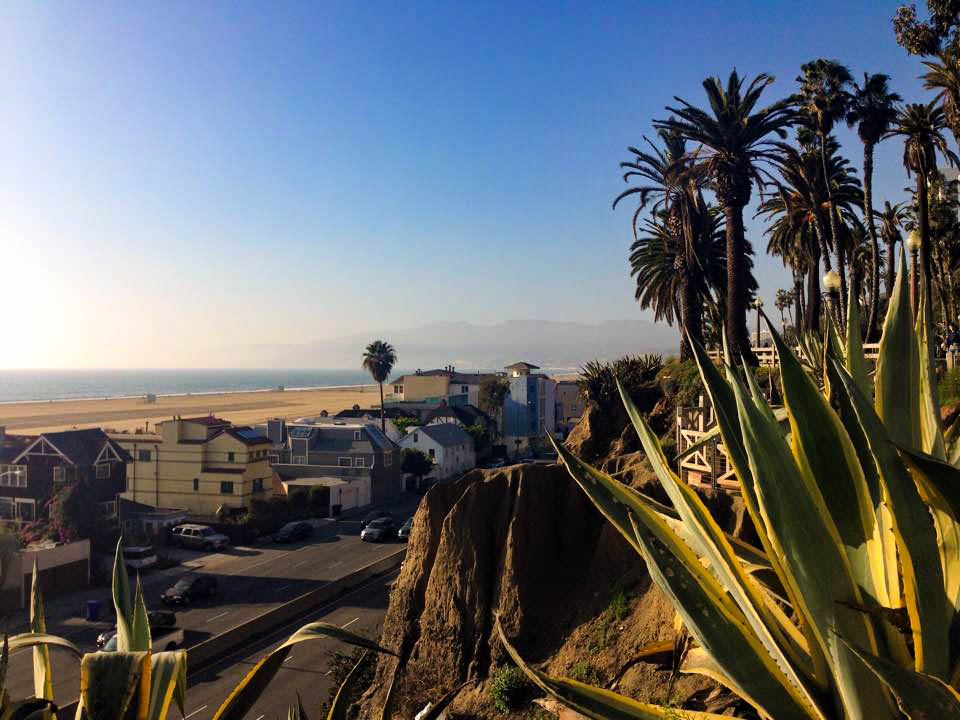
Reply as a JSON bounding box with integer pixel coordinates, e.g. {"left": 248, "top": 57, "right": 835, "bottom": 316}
{"left": 360, "top": 510, "right": 393, "bottom": 528}
{"left": 161, "top": 575, "right": 218, "bottom": 605}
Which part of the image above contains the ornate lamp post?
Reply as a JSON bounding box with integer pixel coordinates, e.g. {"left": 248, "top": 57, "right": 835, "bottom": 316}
{"left": 823, "top": 270, "right": 841, "bottom": 324}
{"left": 907, "top": 229, "right": 922, "bottom": 314}
{"left": 754, "top": 297, "right": 764, "bottom": 348}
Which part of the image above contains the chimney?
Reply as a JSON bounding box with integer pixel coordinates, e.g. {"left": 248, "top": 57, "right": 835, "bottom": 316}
{"left": 267, "top": 418, "right": 285, "bottom": 445}
{"left": 0, "top": 426, "right": 5, "bottom": 442}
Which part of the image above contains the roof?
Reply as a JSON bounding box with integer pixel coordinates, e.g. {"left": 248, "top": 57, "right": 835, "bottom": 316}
{"left": 223, "top": 426, "right": 271, "bottom": 446}
{"left": 413, "top": 423, "right": 473, "bottom": 447}
{"left": 32, "top": 428, "right": 132, "bottom": 466}
{"left": 505, "top": 362, "right": 540, "bottom": 371}
{"left": 423, "top": 404, "right": 491, "bottom": 427}
{"left": 181, "top": 416, "right": 231, "bottom": 427}
{"left": 282, "top": 423, "right": 396, "bottom": 453}
{"left": 335, "top": 407, "right": 414, "bottom": 419}
{"left": 281, "top": 477, "right": 349, "bottom": 489}
{"left": 0, "top": 433, "right": 33, "bottom": 464}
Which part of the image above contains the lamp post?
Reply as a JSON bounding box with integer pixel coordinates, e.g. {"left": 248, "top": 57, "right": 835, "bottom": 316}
{"left": 754, "top": 297, "right": 764, "bottom": 348}
{"left": 823, "top": 270, "right": 841, "bottom": 325}
{"left": 907, "top": 229, "right": 922, "bottom": 315}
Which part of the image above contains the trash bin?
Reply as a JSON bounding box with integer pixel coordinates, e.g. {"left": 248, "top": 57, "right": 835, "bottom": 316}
{"left": 331, "top": 504, "right": 342, "bottom": 517}
{"left": 86, "top": 600, "right": 101, "bottom": 622}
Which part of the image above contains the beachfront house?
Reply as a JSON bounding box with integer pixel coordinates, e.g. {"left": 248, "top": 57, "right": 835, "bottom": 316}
{"left": 112, "top": 416, "right": 272, "bottom": 518}
{"left": 385, "top": 367, "right": 504, "bottom": 407}
{"left": 0, "top": 427, "right": 130, "bottom": 522}
{"left": 262, "top": 419, "right": 402, "bottom": 514}
{"left": 554, "top": 379, "right": 584, "bottom": 439}
{"left": 397, "top": 424, "right": 476, "bottom": 480}
{"left": 502, "top": 362, "right": 558, "bottom": 454}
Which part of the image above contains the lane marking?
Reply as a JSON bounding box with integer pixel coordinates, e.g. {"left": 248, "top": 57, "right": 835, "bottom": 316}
{"left": 206, "top": 611, "right": 230, "bottom": 623}
{"left": 341, "top": 617, "right": 359, "bottom": 629}
{"left": 273, "top": 584, "right": 291, "bottom": 593}
{"left": 184, "top": 705, "right": 207, "bottom": 719}
{"left": 255, "top": 715, "right": 265, "bottom": 720}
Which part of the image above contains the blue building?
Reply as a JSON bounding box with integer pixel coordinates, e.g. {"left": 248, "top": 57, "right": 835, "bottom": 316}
{"left": 501, "top": 362, "right": 557, "bottom": 453}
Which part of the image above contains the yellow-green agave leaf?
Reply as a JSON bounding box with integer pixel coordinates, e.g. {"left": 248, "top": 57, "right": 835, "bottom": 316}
{"left": 7, "top": 633, "right": 81, "bottom": 658}
{"left": 326, "top": 651, "right": 368, "bottom": 720}
{"left": 80, "top": 651, "right": 151, "bottom": 720}
{"left": 29, "top": 560, "right": 52, "bottom": 702}
{"left": 131, "top": 578, "right": 152, "bottom": 654}
{"left": 147, "top": 651, "right": 187, "bottom": 720}
{"left": 415, "top": 680, "right": 474, "bottom": 720}
{"left": 844, "top": 289, "right": 870, "bottom": 398}
{"left": 112, "top": 540, "right": 134, "bottom": 653}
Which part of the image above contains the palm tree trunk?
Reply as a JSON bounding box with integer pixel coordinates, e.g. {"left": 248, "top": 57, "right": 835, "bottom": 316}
{"left": 863, "top": 142, "right": 881, "bottom": 341}
{"left": 679, "top": 263, "right": 701, "bottom": 361}
{"left": 794, "top": 271, "right": 804, "bottom": 331}
{"left": 918, "top": 171, "right": 940, "bottom": 414}
{"left": 808, "top": 207, "right": 839, "bottom": 326}
{"left": 885, "top": 238, "right": 897, "bottom": 300}
{"left": 838, "top": 241, "right": 849, "bottom": 322}
{"left": 806, "top": 250, "right": 822, "bottom": 331}
{"left": 724, "top": 204, "right": 755, "bottom": 364}
{"left": 932, "top": 236, "right": 951, "bottom": 326}
{"left": 379, "top": 382, "right": 386, "bottom": 434}
{"left": 820, "top": 136, "right": 841, "bottom": 262}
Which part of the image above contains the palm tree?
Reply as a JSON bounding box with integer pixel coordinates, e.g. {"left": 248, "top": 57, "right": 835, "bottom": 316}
{"left": 775, "top": 288, "right": 793, "bottom": 328}
{"left": 795, "top": 59, "right": 852, "bottom": 313}
{"left": 361, "top": 340, "right": 397, "bottom": 434}
{"left": 656, "top": 70, "right": 796, "bottom": 363}
{"left": 922, "top": 49, "right": 960, "bottom": 146}
{"left": 876, "top": 200, "right": 908, "bottom": 298}
{"left": 846, "top": 73, "right": 902, "bottom": 340}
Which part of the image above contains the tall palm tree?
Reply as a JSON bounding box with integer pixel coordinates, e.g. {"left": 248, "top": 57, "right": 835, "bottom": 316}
{"left": 795, "top": 59, "right": 853, "bottom": 312}
{"left": 656, "top": 70, "right": 796, "bottom": 363}
{"left": 775, "top": 288, "right": 793, "bottom": 328}
{"left": 846, "top": 73, "right": 902, "bottom": 340}
{"left": 876, "top": 200, "right": 908, "bottom": 298}
{"left": 922, "top": 49, "right": 960, "bottom": 146}
{"left": 361, "top": 340, "right": 397, "bottom": 434}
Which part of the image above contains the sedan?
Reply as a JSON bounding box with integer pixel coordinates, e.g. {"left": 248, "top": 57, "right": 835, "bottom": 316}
{"left": 360, "top": 510, "right": 393, "bottom": 529}
{"left": 274, "top": 521, "right": 313, "bottom": 543}
{"left": 161, "top": 575, "right": 218, "bottom": 605}
{"left": 360, "top": 517, "right": 396, "bottom": 542}
{"left": 397, "top": 517, "right": 414, "bottom": 542}
{"left": 96, "top": 610, "right": 176, "bottom": 649}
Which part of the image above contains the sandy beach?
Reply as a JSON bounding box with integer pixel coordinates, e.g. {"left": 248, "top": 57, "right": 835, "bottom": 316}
{"left": 0, "top": 385, "right": 379, "bottom": 435}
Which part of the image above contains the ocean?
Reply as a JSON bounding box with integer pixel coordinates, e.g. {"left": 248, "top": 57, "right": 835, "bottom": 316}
{"left": 0, "top": 369, "right": 405, "bottom": 404}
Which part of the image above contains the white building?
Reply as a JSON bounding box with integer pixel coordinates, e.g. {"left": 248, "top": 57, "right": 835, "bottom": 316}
{"left": 397, "top": 424, "right": 476, "bottom": 480}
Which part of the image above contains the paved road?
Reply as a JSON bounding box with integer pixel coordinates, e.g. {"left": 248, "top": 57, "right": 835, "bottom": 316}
{"left": 3, "top": 509, "right": 415, "bottom": 708}
{"left": 184, "top": 570, "right": 395, "bottom": 720}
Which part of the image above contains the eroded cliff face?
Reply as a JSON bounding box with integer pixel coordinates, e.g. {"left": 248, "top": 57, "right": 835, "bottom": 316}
{"left": 362, "top": 403, "right": 745, "bottom": 718}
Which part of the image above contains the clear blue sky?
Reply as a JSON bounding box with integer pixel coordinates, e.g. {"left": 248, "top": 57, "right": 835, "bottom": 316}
{"left": 0, "top": 1, "right": 936, "bottom": 367}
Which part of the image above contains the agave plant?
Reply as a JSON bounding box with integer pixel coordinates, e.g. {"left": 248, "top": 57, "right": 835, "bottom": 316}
{"left": 497, "top": 250, "right": 960, "bottom": 719}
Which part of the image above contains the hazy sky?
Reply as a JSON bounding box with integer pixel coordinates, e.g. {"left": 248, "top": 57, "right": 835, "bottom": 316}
{"left": 0, "top": 2, "right": 937, "bottom": 368}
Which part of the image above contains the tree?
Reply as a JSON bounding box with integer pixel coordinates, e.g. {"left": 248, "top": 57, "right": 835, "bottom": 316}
{"left": 774, "top": 288, "right": 793, "bottom": 328}
{"left": 657, "top": 70, "right": 796, "bottom": 364}
{"left": 48, "top": 481, "right": 102, "bottom": 543}
{"left": 478, "top": 378, "right": 509, "bottom": 417}
{"left": 361, "top": 340, "right": 397, "bottom": 434}
{"left": 876, "top": 200, "right": 908, "bottom": 298}
{"left": 401, "top": 448, "right": 433, "bottom": 488}
{"left": 795, "top": 59, "right": 853, "bottom": 313}
{"left": 922, "top": 49, "right": 960, "bottom": 146}
{"left": 465, "top": 423, "right": 489, "bottom": 453}
{"left": 390, "top": 416, "right": 419, "bottom": 435}
{"left": 846, "top": 73, "right": 902, "bottom": 339}
{"left": 893, "top": 1, "right": 960, "bottom": 56}
{"left": 307, "top": 485, "right": 329, "bottom": 518}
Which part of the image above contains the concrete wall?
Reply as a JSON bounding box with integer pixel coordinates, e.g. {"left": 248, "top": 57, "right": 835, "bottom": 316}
{"left": 1, "top": 540, "right": 91, "bottom": 611}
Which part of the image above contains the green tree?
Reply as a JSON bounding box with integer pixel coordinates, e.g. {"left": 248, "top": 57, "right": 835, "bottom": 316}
{"left": 876, "top": 200, "right": 908, "bottom": 298}
{"left": 401, "top": 448, "right": 433, "bottom": 486}
{"left": 657, "top": 70, "right": 796, "bottom": 364}
{"left": 922, "top": 49, "right": 960, "bottom": 146}
{"left": 478, "top": 377, "right": 509, "bottom": 436}
{"left": 48, "top": 481, "right": 102, "bottom": 543}
{"left": 390, "top": 416, "right": 419, "bottom": 435}
{"left": 465, "top": 423, "right": 489, "bottom": 453}
{"left": 361, "top": 340, "right": 397, "bottom": 434}
{"left": 774, "top": 288, "right": 793, "bottom": 329}
{"left": 846, "top": 72, "right": 902, "bottom": 339}
{"left": 893, "top": 1, "right": 960, "bottom": 56}
{"left": 308, "top": 485, "right": 329, "bottom": 518}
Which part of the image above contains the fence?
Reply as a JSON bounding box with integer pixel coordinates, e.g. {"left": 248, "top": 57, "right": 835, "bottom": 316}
{"left": 675, "top": 399, "right": 738, "bottom": 492}
{"left": 707, "top": 344, "right": 881, "bottom": 367}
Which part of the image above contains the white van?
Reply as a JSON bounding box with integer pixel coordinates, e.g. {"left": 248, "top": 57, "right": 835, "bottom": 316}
{"left": 122, "top": 545, "right": 158, "bottom": 572}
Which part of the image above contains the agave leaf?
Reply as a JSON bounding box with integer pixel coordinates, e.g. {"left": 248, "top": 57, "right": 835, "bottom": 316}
{"left": 618, "top": 379, "right": 817, "bottom": 694}
{"left": 326, "top": 651, "right": 368, "bottom": 720}
{"left": 829, "top": 360, "right": 950, "bottom": 678}
{"left": 112, "top": 540, "right": 134, "bottom": 653}
{"left": 496, "top": 620, "right": 734, "bottom": 720}
{"left": 741, "top": 362, "right": 779, "bottom": 426}
{"left": 415, "top": 680, "right": 473, "bottom": 720}
{"left": 80, "top": 651, "right": 150, "bottom": 720}
{"left": 8, "top": 633, "right": 81, "bottom": 657}
{"left": 915, "top": 287, "right": 946, "bottom": 459}
{"left": 146, "top": 651, "right": 187, "bottom": 720}
{"left": 1, "top": 698, "right": 57, "bottom": 720}
{"left": 729, "top": 357, "right": 897, "bottom": 720}
{"left": 553, "top": 440, "right": 820, "bottom": 720}
{"left": 131, "top": 579, "right": 151, "bottom": 654}
{"left": 287, "top": 693, "right": 308, "bottom": 720}
{"left": 843, "top": 637, "right": 960, "bottom": 716}
{"left": 876, "top": 247, "right": 924, "bottom": 452}
{"left": 213, "top": 622, "right": 396, "bottom": 720}
{"left": 844, "top": 292, "right": 870, "bottom": 398}
{"left": 29, "top": 560, "right": 52, "bottom": 701}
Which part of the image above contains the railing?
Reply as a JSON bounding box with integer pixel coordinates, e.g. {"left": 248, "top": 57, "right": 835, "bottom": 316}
{"left": 675, "top": 401, "right": 738, "bottom": 492}
{"left": 706, "top": 343, "right": 881, "bottom": 367}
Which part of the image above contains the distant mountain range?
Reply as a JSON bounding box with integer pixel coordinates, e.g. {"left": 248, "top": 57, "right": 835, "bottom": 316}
{"left": 219, "top": 319, "right": 680, "bottom": 370}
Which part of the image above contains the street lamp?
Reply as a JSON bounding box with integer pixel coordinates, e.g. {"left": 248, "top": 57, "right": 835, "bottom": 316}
{"left": 754, "top": 297, "right": 764, "bottom": 348}
{"left": 907, "top": 229, "right": 922, "bottom": 313}
{"left": 823, "top": 270, "right": 841, "bottom": 323}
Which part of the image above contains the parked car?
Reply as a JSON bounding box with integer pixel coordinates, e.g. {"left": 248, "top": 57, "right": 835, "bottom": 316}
{"left": 397, "top": 517, "right": 414, "bottom": 542}
{"left": 122, "top": 545, "right": 158, "bottom": 573}
{"left": 170, "top": 524, "right": 229, "bottom": 551}
{"left": 360, "top": 517, "right": 396, "bottom": 542}
{"left": 360, "top": 510, "right": 393, "bottom": 529}
{"left": 483, "top": 458, "right": 507, "bottom": 469}
{"left": 161, "top": 574, "right": 218, "bottom": 605}
{"left": 274, "top": 521, "right": 313, "bottom": 543}
{"left": 96, "top": 610, "right": 176, "bottom": 649}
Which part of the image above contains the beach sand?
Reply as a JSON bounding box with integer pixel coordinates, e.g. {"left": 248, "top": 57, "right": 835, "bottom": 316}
{"left": 0, "top": 385, "right": 379, "bottom": 435}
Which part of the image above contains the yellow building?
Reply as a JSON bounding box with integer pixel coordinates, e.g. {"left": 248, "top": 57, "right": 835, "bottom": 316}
{"left": 112, "top": 416, "right": 272, "bottom": 517}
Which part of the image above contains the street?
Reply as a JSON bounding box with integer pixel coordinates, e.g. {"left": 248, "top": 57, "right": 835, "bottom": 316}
{"left": 2, "top": 505, "right": 416, "bottom": 709}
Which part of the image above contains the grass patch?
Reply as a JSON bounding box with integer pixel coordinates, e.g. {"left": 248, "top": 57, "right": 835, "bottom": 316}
{"left": 569, "top": 659, "right": 603, "bottom": 685}
{"left": 588, "top": 586, "right": 634, "bottom": 650}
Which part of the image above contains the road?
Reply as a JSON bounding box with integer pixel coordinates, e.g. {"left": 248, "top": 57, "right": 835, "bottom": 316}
{"left": 185, "top": 570, "right": 395, "bottom": 720}
{"left": 3, "top": 510, "right": 414, "bottom": 709}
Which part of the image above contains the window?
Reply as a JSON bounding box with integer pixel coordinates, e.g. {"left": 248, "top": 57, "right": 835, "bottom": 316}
{"left": 138, "top": 449, "right": 152, "bottom": 462}
{"left": 394, "top": 385, "right": 403, "bottom": 394}
{"left": 193, "top": 478, "right": 199, "bottom": 492}
{"left": 355, "top": 457, "right": 365, "bottom": 468}
{"left": 339, "top": 457, "right": 353, "bottom": 467}
{"left": 96, "top": 463, "right": 110, "bottom": 480}
{"left": 0, "top": 499, "right": 14, "bottom": 520}
{"left": 293, "top": 456, "right": 306, "bottom": 465}
{"left": 98, "top": 500, "right": 116, "bottom": 517}
{"left": 384, "top": 451, "right": 392, "bottom": 467}
{"left": 17, "top": 501, "right": 35, "bottom": 521}
{"left": 353, "top": 430, "right": 361, "bottom": 441}
{"left": 0, "top": 466, "right": 26, "bottom": 488}
{"left": 428, "top": 448, "right": 435, "bottom": 459}
{"left": 268, "top": 453, "right": 279, "bottom": 463}
{"left": 253, "top": 478, "right": 264, "bottom": 492}
{"left": 461, "top": 385, "right": 468, "bottom": 394}
{"left": 413, "top": 432, "right": 418, "bottom": 443}
{"left": 52, "top": 466, "right": 65, "bottom": 484}
{"left": 220, "top": 481, "right": 234, "bottom": 494}
{"left": 227, "top": 452, "right": 235, "bottom": 463}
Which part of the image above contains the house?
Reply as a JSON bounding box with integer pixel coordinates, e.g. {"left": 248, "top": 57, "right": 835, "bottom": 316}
{"left": 397, "top": 424, "right": 476, "bottom": 480}
{"left": 386, "top": 367, "right": 504, "bottom": 406}
{"left": 0, "top": 427, "right": 130, "bottom": 521}
{"left": 332, "top": 407, "right": 414, "bottom": 442}
{"left": 113, "top": 416, "right": 272, "bottom": 518}
{"left": 502, "top": 362, "right": 558, "bottom": 453}
{"left": 263, "top": 419, "right": 401, "bottom": 510}
{"left": 553, "top": 380, "right": 584, "bottom": 438}
{"left": 423, "top": 404, "right": 492, "bottom": 433}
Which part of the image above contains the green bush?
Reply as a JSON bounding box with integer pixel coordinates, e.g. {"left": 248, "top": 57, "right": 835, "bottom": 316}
{"left": 579, "top": 354, "right": 664, "bottom": 411}
{"left": 658, "top": 359, "right": 703, "bottom": 407}
{"left": 308, "top": 485, "right": 329, "bottom": 517}
{"left": 488, "top": 664, "right": 530, "bottom": 712}
{"left": 940, "top": 366, "right": 960, "bottom": 405}
{"left": 569, "top": 660, "right": 602, "bottom": 685}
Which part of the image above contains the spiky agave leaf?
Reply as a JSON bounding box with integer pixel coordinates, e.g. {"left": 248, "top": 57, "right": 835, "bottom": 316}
{"left": 326, "top": 651, "right": 368, "bottom": 720}
{"left": 80, "top": 651, "right": 151, "bottom": 720}
{"left": 146, "top": 652, "right": 187, "bottom": 720}
{"left": 111, "top": 540, "right": 134, "bottom": 653}
{"left": 29, "top": 560, "right": 52, "bottom": 701}
{"left": 415, "top": 680, "right": 474, "bottom": 720}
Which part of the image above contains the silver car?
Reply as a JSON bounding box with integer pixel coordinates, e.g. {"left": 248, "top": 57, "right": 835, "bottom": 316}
{"left": 170, "top": 524, "right": 229, "bottom": 551}
{"left": 360, "top": 517, "right": 396, "bottom": 542}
